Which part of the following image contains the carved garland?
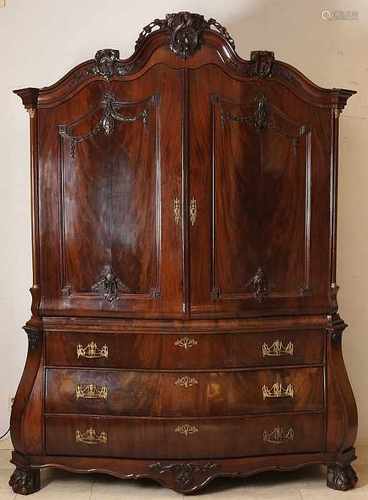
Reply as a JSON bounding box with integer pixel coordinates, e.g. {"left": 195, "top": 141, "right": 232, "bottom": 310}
{"left": 59, "top": 92, "right": 149, "bottom": 158}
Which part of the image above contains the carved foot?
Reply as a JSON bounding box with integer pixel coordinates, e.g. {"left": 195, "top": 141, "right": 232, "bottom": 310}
{"left": 9, "top": 467, "right": 41, "bottom": 495}
{"left": 327, "top": 464, "right": 358, "bottom": 491}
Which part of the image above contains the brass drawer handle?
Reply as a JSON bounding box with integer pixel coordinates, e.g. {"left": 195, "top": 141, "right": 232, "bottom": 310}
{"left": 262, "top": 340, "right": 294, "bottom": 357}
{"left": 77, "top": 341, "right": 109, "bottom": 359}
{"left": 262, "top": 382, "right": 294, "bottom": 400}
{"left": 75, "top": 427, "right": 108, "bottom": 445}
{"left": 175, "top": 424, "right": 199, "bottom": 437}
{"left": 174, "top": 337, "right": 198, "bottom": 350}
{"left": 75, "top": 383, "right": 108, "bottom": 400}
{"left": 173, "top": 197, "right": 181, "bottom": 225}
{"left": 190, "top": 197, "right": 197, "bottom": 226}
{"left": 263, "top": 426, "right": 294, "bottom": 444}
{"left": 175, "top": 376, "right": 199, "bottom": 388}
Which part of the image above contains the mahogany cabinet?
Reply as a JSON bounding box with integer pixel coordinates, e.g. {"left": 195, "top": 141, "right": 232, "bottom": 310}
{"left": 9, "top": 11, "right": 358, "bottom": 495}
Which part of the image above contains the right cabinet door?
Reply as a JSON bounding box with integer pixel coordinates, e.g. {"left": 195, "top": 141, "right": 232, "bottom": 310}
{"left": 188, "top": 65, "right": 331, "bottom": 317}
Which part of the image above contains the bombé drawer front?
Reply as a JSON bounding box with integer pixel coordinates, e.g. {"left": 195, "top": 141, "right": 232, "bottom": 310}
{"left": 45, "top": 330, "right": 324, "bottom": 369}
{"left": 45, "top": 367, "right": 324, "bottom": 417}
{"left": 45, "top": 413, "right": 324, "bottom": 459}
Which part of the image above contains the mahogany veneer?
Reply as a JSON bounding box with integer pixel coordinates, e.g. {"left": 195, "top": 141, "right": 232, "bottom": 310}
{"left": 10, "top": 11, "right": 358, "bottom": 495}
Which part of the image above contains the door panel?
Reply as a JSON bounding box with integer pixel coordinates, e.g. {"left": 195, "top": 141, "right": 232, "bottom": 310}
{"left": 39, "top": 66, "right": 184, "bottom": 316}
{"left": 189, "top": 65, "right": 330, "bottom": 316}
{"left": 61, "top": 95, "right": 159, "bottom": 300}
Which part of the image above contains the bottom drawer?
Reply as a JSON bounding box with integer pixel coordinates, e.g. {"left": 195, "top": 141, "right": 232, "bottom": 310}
{"left": 45, "top": 414, "right": 324, "bottom": 459}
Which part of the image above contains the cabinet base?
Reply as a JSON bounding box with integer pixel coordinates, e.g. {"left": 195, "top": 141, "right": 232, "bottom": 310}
{"left": 10, "top": 450, "right": 358, "bottom": 495}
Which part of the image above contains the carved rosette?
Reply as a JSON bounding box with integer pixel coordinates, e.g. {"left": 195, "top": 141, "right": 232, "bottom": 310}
{"left": 327, "top": 464, "right": 358, "bottom": 491}
{"left": 9, "top": 468, "right": 40, "bottom": 495}
{"left": 150, "top": 462, "right": 218, "bottom": 491}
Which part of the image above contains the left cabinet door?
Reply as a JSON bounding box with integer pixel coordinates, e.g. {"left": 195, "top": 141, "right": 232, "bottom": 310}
{"left": 38, "top": 67, "right": 184, "bottom": 317}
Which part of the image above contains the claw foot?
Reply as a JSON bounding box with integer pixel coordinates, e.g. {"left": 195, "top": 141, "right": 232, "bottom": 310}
{"left": 9, "top": 467, "right": 41, "bottom": 495}
{"left": 327, "top": 464, "right": 358, "bottom": 491}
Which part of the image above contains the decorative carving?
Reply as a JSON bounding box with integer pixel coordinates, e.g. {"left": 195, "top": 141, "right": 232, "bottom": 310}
{"left": 76, "top": 341, "right": 109, "bottom": 359}
{"left": 150, "top": 288, "right": 161, "bottom": 299}
{"left": 175, "top": 424, "right": 199, "bottom": 437}
{"left": 250, "top": 50, "right": 275, "bottom": 78}
{"left": 76, "top": 383, "right": 108, "bottom": 400}
{"left": 23, "top": 327, "right": 42, "bottom": 351}
{"left": 89, "top": 49, "right": 135, "bottom": 79}
{"left": 222, "top": 94, "right": 269, "bottom": 131}
{"left": 246, "top": 267, "right": 269, "bottom": 302}
{"left": 173, "top": 197, "right": 181, "bottom": 224}
{"left": 263, "top": 426, "right": 294, "bottom": 444}
{"left": 327, "top": 313, "right": 348, "bottom": 342}
{"left": 75, "top": 428, "right": 108, "bottom": 445}
{"left": 167, "top": 12, "right": 206, "bottom": 58}
{"left": 262, "top": 382, "right": 294, "bottom": 400}
{"left": 9, "top": 468, "right": 40, "bottom": 495}
{"left": 174, "top": 337, "right": 198, "bottom": 350}
{"left": 190, "top": 197, "right": 197, "bottom": 225}
{"left": 175, "top": 376, "right": 199, "bottom": 388}
{"left": 262, "top": 340, "right": 294, "bottom": 357}
{"left": 135, "top": 12, "right": 235, "bottom": 58}
{"left": 211, "top": 287, "right": 221, "bottom": 301}
{"left": 150, "top": 462, "right": 218, "bottom": 490}
{"left": 207, "top": 18, "right": 235, "bottom": 49}
{"left": 59, "top": 93, "right": 149, "bottom": 158}
{"left": 91, "top": 265, "right": 130, "bottom": 302}
{"left": 327, "top": 464, "right": 358, "bottom": 491}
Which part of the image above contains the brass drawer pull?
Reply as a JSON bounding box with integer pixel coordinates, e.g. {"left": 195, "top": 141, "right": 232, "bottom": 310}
{"left": 75, "top": 383, "right": 108, "bottom": 400}
{"left": 263, "top": 426, "right": 294, "bottom": 444}
{"left": 262, "top": 382, "right": 294, "bottom": 400}
{"left": 262, "top": 340, "right": 294, "bottom": 357}
{"left": 75, "top": 427, "right": 108, "bottom": 445}
{"left": 174, "top": 337, "right": 198, "bottom": 350}
{"left": 175, "top": 424, "right": 199, "bottom": 437}
{"left": 76, "top": 341, "right": 109, "bottom": 359}
{"left": 175, "top": 376, "right": 199, "bottom": 388}
{"left": 190, "top": 197, "right": 197, "bottom": 226}
{"left": 173, "top": 197, "right": 181, "bottom": 225}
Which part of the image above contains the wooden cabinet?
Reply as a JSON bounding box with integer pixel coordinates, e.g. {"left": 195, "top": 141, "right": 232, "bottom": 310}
{"left": 10, "top": 11, "right": 358, "bottom": 496}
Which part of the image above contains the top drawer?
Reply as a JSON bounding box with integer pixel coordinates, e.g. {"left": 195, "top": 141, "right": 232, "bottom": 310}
{"left": 46, "top": 330, "right": 324, "bottom": 369}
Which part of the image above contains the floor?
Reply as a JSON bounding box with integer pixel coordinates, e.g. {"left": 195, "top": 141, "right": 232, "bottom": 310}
{"left": 1, "top": 438, "right": 368, "bottom": 500}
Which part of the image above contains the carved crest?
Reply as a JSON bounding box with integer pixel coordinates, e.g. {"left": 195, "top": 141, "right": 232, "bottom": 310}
{"left": 250, "top": 51, "right": 275, "bottom": 78}
{"left": 89, "top": 49, "right": 134, "bottom": 79}
{"left": 135, "top": 12, "right": 235, "bottom": 58}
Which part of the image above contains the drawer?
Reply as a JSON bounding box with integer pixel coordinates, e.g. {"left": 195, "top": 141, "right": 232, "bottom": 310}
{"left": 45, "top": 367, "right": 324, "bottom": 416}
{"left": 45, "top": 413, "right": 324, "bottom": 459}
{"left": 45, "top": 330, "right": 324, "bottom": 369}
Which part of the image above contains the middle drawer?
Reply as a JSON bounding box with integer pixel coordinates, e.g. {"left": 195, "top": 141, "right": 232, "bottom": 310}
{"left": 46, "top": 367, "right": 324, "bottom": 417}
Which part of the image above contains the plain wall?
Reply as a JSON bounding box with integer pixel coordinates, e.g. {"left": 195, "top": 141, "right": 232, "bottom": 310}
{"left": 0, "top": 0, "right": 367, "bottom": 443}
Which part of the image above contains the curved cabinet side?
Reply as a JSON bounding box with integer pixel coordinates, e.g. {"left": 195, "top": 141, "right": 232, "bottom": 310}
{"left": 326, "top": 314, "right": 358, "bottom": 460}
{"left": 10, "top": 325, "right": 44, "bottom": 455}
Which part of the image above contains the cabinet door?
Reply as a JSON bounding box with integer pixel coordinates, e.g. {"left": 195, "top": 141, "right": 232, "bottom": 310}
{"left": 39, "top": 66, "right": 184, "bottom": 317}
{"left": 188, "top": 66, "right": 330, "bottom": 317}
